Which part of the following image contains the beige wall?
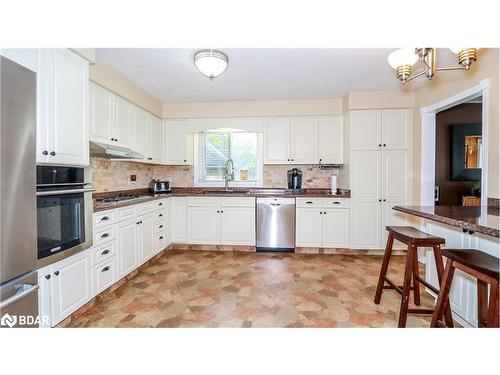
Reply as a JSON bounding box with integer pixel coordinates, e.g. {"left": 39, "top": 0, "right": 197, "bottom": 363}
{"left": 90, "top": 60, "right": 163, "bottom": 117}
{"left": 163, "top": 98, "right": 344, "bottom": 118}
{"left": 412, "top": 48, "right": 499, "bottom": 202}
{"left": 346, "top": 89, "right": 415, "bottom": 110}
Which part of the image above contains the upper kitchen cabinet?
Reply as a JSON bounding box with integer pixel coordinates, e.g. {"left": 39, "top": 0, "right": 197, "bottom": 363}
{"left": 89, "top": 82, "right": 134, "bottom": 149}
{"left": 37, "top": 49, "right": 89, "bottom": 166}
{"left": 350, "top": 109, "right": 410, "bottom": 151}
{"left": 290, "top": 117, "right": 318, "bottom": 164}
{"left": 264, "top": 118, "right": 290, "bottom": 164}
{"left": 150, "top": 116, "right": 164, "bottom": 164}
{"left": 164, "top": 120, "right": 194, "bottom": 165}
{"left": 318, "top": 116, "right": 343, "bottom": 164}
{"left": 133, "top": 106, "right": 151, "bottom": 159}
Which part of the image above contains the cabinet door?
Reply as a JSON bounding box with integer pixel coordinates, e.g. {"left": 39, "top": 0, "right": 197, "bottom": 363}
{"left": 37, "top": 266, "right": 52, "bottom": 328}
{"left": 117, "top": 219, "right": 139, "bottom": 278}
{"left": 382, "top": 150, "right": 409, "bottom": 202}
{"left": 323, "top": 209, "right": 350, "bottom": 248}
{"left": 150, "top": 116, "right": 164, "bottom": 163}
{"left": 170, "top": 197, "right": 187, "bottom": 242}
{"left": 164, "top": 120, "right": 193, "bottom": 165}
{"left": 290, "top": 117, "right": 318, "bottom": 164}
{"left": 133, "top": 107, "right": 150, "bottom": 158}
{"left": 50, "top": 49, "right": 89, "bottom": 166}
{"left": 350, "top": 151, "right": 382, "bottom": 199}
{"left": 139, "top": 214, "right": 155, "bottom": 263}
{"left": 114, "top": 95, "right": 134, "bottom": 149}
{"left": 350, "top": 199, "right": 381, "bottom": 249}
{"left": 382, "top": 109, "right": 410, "bottom": 150}
{"left": 36, "top": 49, "right": 50, "bottom": 163}
{"left": 296, "top": 208, "right": 323, "bottom": 247}
{"left": 220, "top": 206, "right": 256, "bottom": 245}
{"left": 50, "top": 250, "right": 91, "bottom": 326}
{"left": 381, "top": 199, "right": 408, "bottom": 249}
{"left": 89, "top": 81, "right": 114, "bottom": 146}
{"left": 350, "top": 110, "right": 381, "bottom": 150}
{"left": 264, "top": 118, "right": 290, "bottom": 164}
{"left": 318, "top": 116, "right": 343, "bottom": 164}
{"left": 187, "top": 207, "right": 220, "bottom": 244}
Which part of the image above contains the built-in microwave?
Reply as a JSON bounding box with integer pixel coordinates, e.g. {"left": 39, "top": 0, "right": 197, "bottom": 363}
{"left": 36, "top": 166, "right": 94, "bottom": 267}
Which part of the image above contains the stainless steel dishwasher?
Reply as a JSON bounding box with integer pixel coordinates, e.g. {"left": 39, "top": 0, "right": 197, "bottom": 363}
{"left": 256, "top": 197, "right": 295, "bottom": 252}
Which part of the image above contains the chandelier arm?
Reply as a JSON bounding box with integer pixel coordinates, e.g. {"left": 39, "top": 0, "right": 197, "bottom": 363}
{"left": 434, "top": 66, "right": 467, "bottom": 72}
{"left": 404, "top": 70, "right": 427, "bottom": 83}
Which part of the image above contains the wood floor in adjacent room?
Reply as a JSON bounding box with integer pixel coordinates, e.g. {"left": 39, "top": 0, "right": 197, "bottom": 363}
{"left": 66, "top": 250, "right": 436, "bottom": 328}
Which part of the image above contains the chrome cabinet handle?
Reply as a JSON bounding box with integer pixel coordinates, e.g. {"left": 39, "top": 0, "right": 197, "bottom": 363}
{"left": 102, "top": 266, "right": 110, "bottom": 272}
{"left": 101, "top": 249, "right": 110, "bottom": 255}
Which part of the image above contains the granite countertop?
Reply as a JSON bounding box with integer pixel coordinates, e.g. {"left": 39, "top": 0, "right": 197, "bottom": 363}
{"left": 93, "top": 187, "right": 351, "bottom": 212}
{"left": 393, "top": 205, "right": 500, "bottom": 238}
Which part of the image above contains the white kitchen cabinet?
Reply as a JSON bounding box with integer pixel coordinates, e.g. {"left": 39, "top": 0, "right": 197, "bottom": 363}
{"left": 170, "top": 197, "right": 187, "bottom": 243}
{"left": 49, "top": 249, "right": 91, "bottom": 326}
{"left": 220, "top": 206, "right": 256, "bottom": 245}
{"left": 89, "top": 82, "right": 114, "bottom": 145}
{"left": 164, "top": 120, "right": 194, "bottom": 165}
{"left": 37, "top": 49, "right": 89, "bottom": 166}
{"left": 138, "top": 213, "right": 155, "bottom": 263}
{"left": 187, "top": 206, "right": 221, "bottom": 245}
{"left": 350, "top": 199, "right": 381, "bottom": 249}
{"left": 151, "top": 116, "right": 164, "bottom": 164}
{"left": 91, "top": 257, "right": 117, "bottom": 296}
{"left": 264, "top": 118, "right": 291, "bottom": 164}
{"left": 117, "top": 218, "right": 139, "bottom": 278}
{"left": 381, "top": 109, "right": 410, "bottom": 150}
{"left": 290, "top": 117, "right": 318, "bottom": 164}
{"left": 350, "top": 151, "right": 382, "bottom": 199}
{"left": 37, "top": 266, "right": 52, "bottom": 328}
{"left": 382, "top": 150, "right": 409, "bottom": 202}
{"left": 318, "top": 116, "right": 343, "bottom": 164}
{"left": 113, "top": 95, "right": 134, "bottom": 149}
{"left": 323, "top": 208, "right": 350, "bottom": 248}
{"left": 296, "top": 208, "right": 323, "bottom": 247}
{"left": 0, "top": 48, "right": 37, "bottom": 72}
{"left": 133, "top": 107, "right": 151, "bottom": 159}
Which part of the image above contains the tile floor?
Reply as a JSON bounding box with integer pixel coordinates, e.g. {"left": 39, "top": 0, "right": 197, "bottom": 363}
{"left": 67, "top": 250, "right": 437, "bottom": 328}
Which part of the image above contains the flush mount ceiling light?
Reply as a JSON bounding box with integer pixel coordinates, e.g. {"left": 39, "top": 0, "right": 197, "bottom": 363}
{"left": 194, "top": 49, "right": 229, "bottom": 79}
{"left": 388, "top": 48, "right": 479, "bottom": 84}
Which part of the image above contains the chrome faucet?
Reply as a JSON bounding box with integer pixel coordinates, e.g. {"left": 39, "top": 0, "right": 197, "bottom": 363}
{"left": 224, "top": 158, "right": 235, "bottom": 191}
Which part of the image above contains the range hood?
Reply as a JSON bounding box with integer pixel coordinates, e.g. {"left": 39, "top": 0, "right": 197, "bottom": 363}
{"left": 90, "top": 141, "right": 145, "bottom": 160}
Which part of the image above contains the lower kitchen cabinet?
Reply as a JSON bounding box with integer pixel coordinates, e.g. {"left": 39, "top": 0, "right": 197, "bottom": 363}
{"left": 92, "top": 257, "right": 117, "bottom": 296}
{"left": 350, "top": 199, "right": 381, "bottom": 249}
{"left": 296, "top": 208, "right": 323, "bottom": 247}
{"left": 138, "top": 213, "right": 155, "bottom": 262}
{"left": 220, "top": 206, "right": 256, "bottom": 245}
{"left": 187, "top": 206, "right": 221, "bottom": 244}
{"left": 171, "top": 197, "right": 187, "bottom": 243}
{"left": 117, "top": 218, "right": 139, "bottom": 278}
{"left": 323, "top": 209, "right": 350, "bottom": 248}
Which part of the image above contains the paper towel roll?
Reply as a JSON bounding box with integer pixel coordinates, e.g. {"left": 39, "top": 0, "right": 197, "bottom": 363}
{"left": 331, "top": 175, "right": 337, "bottom": 195}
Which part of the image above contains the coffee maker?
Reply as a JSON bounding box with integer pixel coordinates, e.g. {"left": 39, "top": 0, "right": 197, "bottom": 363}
{"left": 286, "top": 168, "right": 303, "bottom": 193}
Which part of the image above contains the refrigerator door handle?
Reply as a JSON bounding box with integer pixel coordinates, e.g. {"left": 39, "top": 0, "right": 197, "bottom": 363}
{"left": 0, "top": 284, "right": 39, "bottom": 309}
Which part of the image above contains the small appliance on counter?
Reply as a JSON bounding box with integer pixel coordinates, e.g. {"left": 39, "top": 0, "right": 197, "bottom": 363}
{"left": 149, "top": 179, "right": 171, "bottom": 195}
{"left": 285, "top": 168, "right": 305, "bottom": 194}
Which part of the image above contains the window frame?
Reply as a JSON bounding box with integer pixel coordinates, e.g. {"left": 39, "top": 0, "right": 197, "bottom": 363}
{"left": 194, "top": 132, "right": 264, "bottom": 187}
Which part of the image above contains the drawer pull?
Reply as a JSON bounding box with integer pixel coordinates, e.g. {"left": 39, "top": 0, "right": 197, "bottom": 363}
{"left": 101, "top": 249, "right": 110, "bottom": 256}
{"left": 101, "top": 266, "right": 110, "bottom": 272}
{"left": 100, "top": 216, "right": 110, "bottom": 221}
{"left": 158, "top": 214, "right": 163, "bottom": 217}
{"left": 332, "top": 201, "right": 340, "bottom": 205}
{"left": 54, "top": 271, "right": 60, "bottom": 276}
{"left": 159, "top": 236, "right": 163, "bottom": 240}
{"left": 100, "top": 233, "right": 110, "bottom": 239}
{"left": 159, "top": 225, "right": 163, "bottom": 229}
{"left": 305, "top": 201, "right": 314, "bottom": 204}
{"left": 158, "top": 202, "right": 163, "bottom": 206}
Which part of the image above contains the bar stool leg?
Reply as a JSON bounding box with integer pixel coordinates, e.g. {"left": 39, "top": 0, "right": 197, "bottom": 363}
{"left": 412, "top": 248, "right": 421, "bottom": 306}
{"left": 431, "top": 258, "right": 455, "bottom": 328}
{"left": 486, "top": 282, "right": 499, "bottom": 328}
{"left": 432, "top": 245, "right": 454, "bottom": 327}
{"left": 477, "top": 279, "right": 489, "bottom": 328}
{"left": 398, "top": 243, "right": 415, "bottom": 328}
{"left": 374, "top": 232, "right": 394, "bottom": 304}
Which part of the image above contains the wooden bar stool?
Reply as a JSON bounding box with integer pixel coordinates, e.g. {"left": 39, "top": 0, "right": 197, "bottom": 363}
{"left": 374, "top": 226, "right": 454, "bottom": 328}
{"left": 432, "top": 249, "right": 499, "bottom": 328}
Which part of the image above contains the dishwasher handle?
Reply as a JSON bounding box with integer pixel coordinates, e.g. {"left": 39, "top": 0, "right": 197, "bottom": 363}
{"left": 270, "top": 203, "right": 282, "bottom": 207}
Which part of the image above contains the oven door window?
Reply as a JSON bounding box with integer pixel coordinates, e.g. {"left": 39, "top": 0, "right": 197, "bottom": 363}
{"left": 37, "top": 193, "right": 85, "bottom": 259}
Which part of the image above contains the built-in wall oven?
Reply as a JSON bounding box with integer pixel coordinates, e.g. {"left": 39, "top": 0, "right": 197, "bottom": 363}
{"left": 36, "top": 166, "right": 94, "bottom": 267}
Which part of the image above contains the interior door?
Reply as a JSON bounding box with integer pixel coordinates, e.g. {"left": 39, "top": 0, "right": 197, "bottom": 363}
{"left": 296, "top": 208, "right": 323, "bottom": 247}
{"left": 50, "top": 49, "right": 89, "bottom": 166}
{"left": 290, "top": 117, "right": 318, "bottom": 164}
{"left": 187, "top": 207, "right": 220, "bottom": 244}
{"left": 89, "top": 81, "right": 114, "bottom": 146}
{"left": 264, "top": 118, "right": 291, "bottom": 164}
{"left": 220, "top": 207, "right": 256, "bottom": 245}
{"left": 323, "top": 208, "right": 350, "bottom": 248}
{"left": 350, "top": 110, "right": 381, "bottom": 150}
{"left": 114, "top": 94, "right": 134, "bottom": 149}
{"left": 117, "top": 219, "right": 139, "bottom": 278}
{"left": 318, "top": 116, "right": 343, "bottom": 164}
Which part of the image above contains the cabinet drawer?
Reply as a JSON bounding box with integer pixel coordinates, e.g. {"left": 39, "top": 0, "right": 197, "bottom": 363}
{"left": 92, "top": 257, "right": 117, "bottom": 296}
{"left": 93, "top": 225, "right": 116, "bottom": 246}
{"left": 116, "top": 205, "right": 137, "bottom": 221}
{"left": 155, "top": 220, "right": 167, "bottom": 233}
{"left": 155, "top": 231, "right": 168, "bottom": 253}
{"left": 154, "top": 209, "right": 167, "bottom": 223}
{"left": 154, "top": 199, "right": 168, "bottom": 211}
{"left": 91, "top": 241, "right": 116, "bottom": 266}
{"left": 322, "top": 198, "right": 350, "bottom": 208}
{"left": 187, "top": 196, "right": 221, "bottom": 207}
{"left": 220, "top": 196, "right": 255, "bottom": 207}
{"left": 93, "top": 210, "right": 115, "bottom": 228}
{"left": 296, "top": 198, "right": 322, "bottom": 208}
{"left": 137, "top": 201, "right": 155, "bottom": 215}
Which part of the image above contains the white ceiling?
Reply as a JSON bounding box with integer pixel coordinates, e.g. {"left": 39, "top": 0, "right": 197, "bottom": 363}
{"left": 96, "top": 48, "right": 459, "bottom": 103}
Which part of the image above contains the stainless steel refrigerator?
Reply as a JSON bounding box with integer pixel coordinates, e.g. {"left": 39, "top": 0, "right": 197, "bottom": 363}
{"left": 0, "top": 56, "right": 38, "bottom": 328}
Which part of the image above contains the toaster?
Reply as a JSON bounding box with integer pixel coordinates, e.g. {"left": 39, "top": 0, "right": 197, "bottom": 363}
{"left": 149, "top": 179, "right": 171, "bottom": 195}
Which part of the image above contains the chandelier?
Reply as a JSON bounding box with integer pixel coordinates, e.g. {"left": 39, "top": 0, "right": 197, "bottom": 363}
{"left": 387, "top": 48, "right": 479, "bottom": 84}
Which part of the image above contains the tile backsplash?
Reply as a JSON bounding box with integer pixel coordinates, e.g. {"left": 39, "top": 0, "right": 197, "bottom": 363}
{"left": 91, "top": 156, "right": 341, "bottom": 192}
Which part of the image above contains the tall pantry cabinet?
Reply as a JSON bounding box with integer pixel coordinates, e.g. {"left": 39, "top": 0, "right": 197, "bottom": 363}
{"left": 346, "top": 109, "right": 411, "bottom": 249}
